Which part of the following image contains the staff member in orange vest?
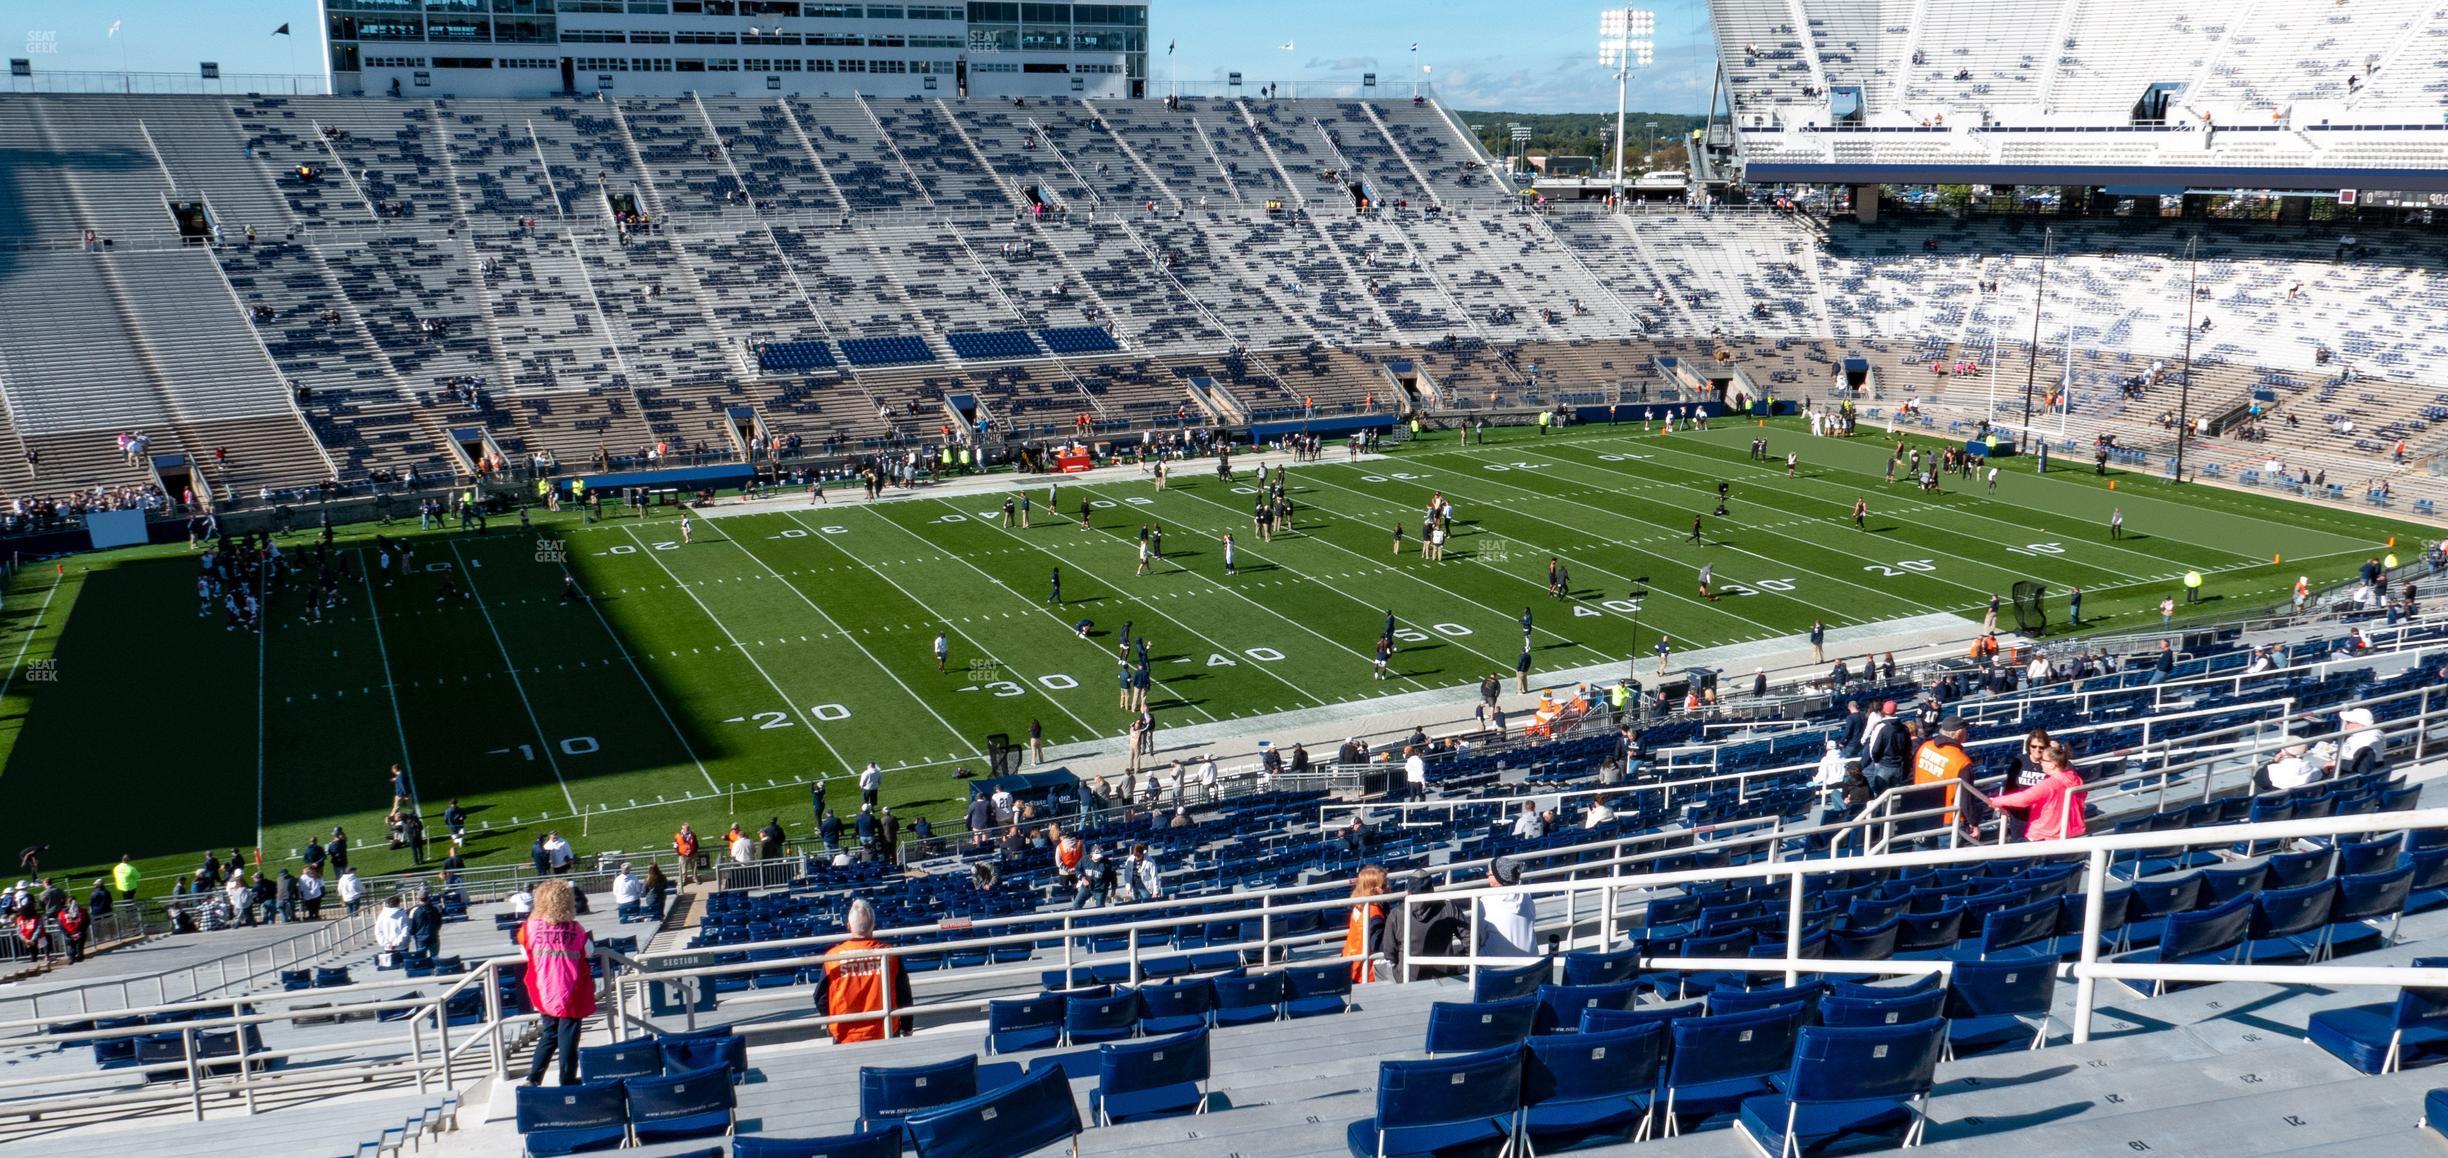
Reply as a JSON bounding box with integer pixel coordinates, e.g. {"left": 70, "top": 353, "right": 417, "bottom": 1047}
{"left": 672, "top": 824, "right": 700, "bottom": 885}
{"left": 822, "top": 900, "right": 913, "bottom": 1043}
{"left": 1909, "top": 716, "right": 1978, "bottom": 839}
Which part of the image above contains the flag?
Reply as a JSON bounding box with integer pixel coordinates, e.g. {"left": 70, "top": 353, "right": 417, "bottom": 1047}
{"left": 1410, "top": 42, "right": 1419, "bottom": 52}
{"left": 1280, "top": 40, "right": 1294, "bottom": 51}
{"left": 272, "top": 22, "right": 290, "bottom": 36}
{"left": 107, "top": 19, "right": 121, "bottom": 37}
{"left": 1167, "top": 39, "right": 1175, "bottom": 55}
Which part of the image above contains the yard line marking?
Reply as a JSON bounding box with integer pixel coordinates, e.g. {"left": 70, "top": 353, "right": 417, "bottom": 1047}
{"left": 355, "top": 550, "right": 422, "bottom": 815}
{"left": 615, "top": 525, "right": 846, "bottom": 778}
{"left": 1419, "top": 451, "right": 1963, "bottom": 619}
{"left": 446, "top": 540, "right": 580, "bottom": 815}
{"left": 783, "top": 508, "right": 1108, "bottom": 736}
{"left": 1293, "top": 467, "right": 1802, "bottom": 637}
{"left": 0, "top": 571, "right": 63, "bottom": 711}
{"left": 709, "top": 521, "right": 984, "bottom": 758}
{"left": 517, "top": 538, "right": 721, "bottom": 795}
{"left": 1148, "top": 480, "right": 1587, "bottom": 672}
{"left": 1494, "top": 445, "right": 2012, "bottom": 602}
{"left": 1588, "top": 433, "right": 2168, "bottom": 583}
{"left": 929, "top": 496, "right": 1342, "bottom": 710}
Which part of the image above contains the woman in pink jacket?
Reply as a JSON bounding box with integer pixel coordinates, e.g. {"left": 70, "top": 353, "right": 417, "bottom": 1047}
{"left": 1990, "top": 742, "right": 2087, "bottom": 841}
{"left": 520, "top": 880, "right": 597, "bottom": 1086}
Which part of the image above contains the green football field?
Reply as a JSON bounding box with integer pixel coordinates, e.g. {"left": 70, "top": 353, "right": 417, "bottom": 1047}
{"left": 0, "top": 418, "right": 2424, "bottom": 891}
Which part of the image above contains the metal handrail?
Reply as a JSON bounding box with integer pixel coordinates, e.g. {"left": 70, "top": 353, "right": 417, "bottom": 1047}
{"left": 1399, "top": 808, "right": 2448, "bottom": 1045}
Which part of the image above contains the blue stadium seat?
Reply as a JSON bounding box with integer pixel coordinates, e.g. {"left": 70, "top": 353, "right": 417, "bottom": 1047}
{"left": 657, "top": 1028, "right": 748, "bottom": 1082}
{"left": 578, "top": 1040, "right": 664, "bottom": 1084}
{"left": 1063, "top": 987, "right": 1140, "bottom": 1045}
{"left": 1344, "top": 1045, "right": 1523, "bottom": 1158}
{"left": 947, "top": 331, "right": 1043, "bottom": 360}
{"left": 734, "top": 1124, "right": 904, "bottom": 1157}
{"left": 1037, "top": 326, "right": 1120, "bottom": 355}
{"left": 1820, "top": 985, "right": 1947, "bottom": 1029}
{"left": 756, "top": 341, "right": 838, "bottom": 372}
{"left": 1941, "top": 958, "right": 2057, "bottom": 1057}
{"left": 1581, "top": 1000, "right": 1708, "bottom": 1040}
{"left": 1531, "top": 980, "right": 1641, "bottom": 1035}
{"left": 1089, "top": 1027, "right": 1211, "bottom": 1124}
{"left": 1736, "top": 1019, "right": 1946, "bottom": 1155}
{"left": 2324, "top": 863, "right": 2415, "bottom": 959}
{"left": 514, "top": 1081, "right": 628, "bottom": 1156}
{"left": 2306, "top": 956, "right": 2448, "bottom": 1073}
{"left": 1211, "top": 972, "right": 1284, "bottom": 1026}
{"left": 840, "top": 336, "right": 937, "bottom": 366}
{"left": 1522, "top": 1022, "right": 1665, "bottom": 1150}
{"left": 1709, "top": 980, "right": 1827, "bottom": 1017}
{"left": 902, "top": 1064, "right": 1082, "bottom": 1158}
{"left": 1470, "top": 958, "right": 1551, "bottom": 1002}
{"left": 1561, "top": 945, "right": 1642, "bottom": 986}
{"left": 626, "top": 1063, "right": 735, "bottom": 1145}
{"left": 1136, "top": 977, "right": 1216, "bottom": 1035}
{"left": 2244, "top": 878, "right": 2338, "bottom": 963}
{"left": 2111, "top": 894, "right": 2253, "bottom": 997}
{"left": 1282, "top": 962, "right": 1353, "bottom": 1018}
{"left": 984, "top": 994, "right": 1066, "bottom": 1054}
{"left": 1663, "top": 1003, "right": 1810, "bottom": 1131}
{"left": 858, "top": 1054, "right": 1021, "bottom": 1130}
{"left": 1424, "top": 995, "right": 1539, "bottom": 1056}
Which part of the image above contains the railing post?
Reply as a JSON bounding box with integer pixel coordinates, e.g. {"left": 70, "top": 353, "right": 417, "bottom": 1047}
{"left": 412, "top": 1014, "right": 429, "bottom": 1094}
{"left": 232, "top": 1000, "right": 257, "bottom": 1115}
{"left": 439, "top": 990, "right": 455, "bottom": 1088}
{"left": 183, "top": 1026, "right": 205, "bottom": 1121}
{"left": 1784, "top": 868, "right": 1805, "bottom": 989}
{"left": 484, "top": 962, "right": 507, "bottom": 1079}
{"left": 2423, "top": 687, "right": 2434, "bottom": 762}
{"left": 2072, "top": 847, "right": 2110, "bottom": 1045}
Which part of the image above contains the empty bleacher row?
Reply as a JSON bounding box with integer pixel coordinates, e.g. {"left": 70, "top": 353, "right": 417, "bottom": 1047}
{"left": 8, "top": 86, "right": 2447, "bottom": 504}
{"left": 1716, "top": 0, "right": 2448, "bottom": 126}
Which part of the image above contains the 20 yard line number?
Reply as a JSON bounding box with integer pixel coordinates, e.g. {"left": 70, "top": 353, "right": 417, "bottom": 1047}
{"left": 723, "top": 704, "right": 854, "bottom": 727}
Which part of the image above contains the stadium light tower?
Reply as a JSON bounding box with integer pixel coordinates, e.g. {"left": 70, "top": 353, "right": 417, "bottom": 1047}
{"left": 1599, "top": 8, "right": 1656, "bottom": 206}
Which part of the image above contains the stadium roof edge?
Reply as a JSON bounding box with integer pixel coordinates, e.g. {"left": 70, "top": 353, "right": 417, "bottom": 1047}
{"left": 1743, "top": 161, "right": 2448, "bottom": 193}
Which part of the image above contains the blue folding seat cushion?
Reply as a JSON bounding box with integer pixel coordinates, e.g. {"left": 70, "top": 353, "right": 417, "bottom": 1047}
{"left": 514, "top": 1080, "right": 628, "bottom": 1155}
{"left": 1211, "top": 972, "right": 1283, "bottom": 1026}
{"left": 1522, "top": 1023, "right": 1664, "bottom": 1149}
{"left": 658, "top": 1028, "right": 747, "bottom": 1080}
{"left": 1471, "top": 957, "right": 1550, "bottom": 1002}
{"left": 1064, "top": 987, "right": 1140, "bottom": 1044}
{"left": 1425, "top": 995, "right": 1539, "bottom": 1055}
{"left": 1344, "top": 1045, "right": 1523, "bottom": 1158}
{"left": 578, "top": 1040, "right": 664, "bottom": 1083}
{"left": 1137, "top": 977, "right": 1216, "bottom": 1034}
{"left": 626, "top": 1063, "right": 735, "bottom": 1143}
{"left": 903, "top": 1063, "right": 1082, "bottom": 1158}
{"left": 2306, "top": 957, "right": 2448, "bottom": 1073}
{"left": 1736, "top": 1020, "right": 1945, "bottom": 1154}
{"left": 1090, "top": 1027, "right": 1211, "bottom": 1124}
{"left": 859, "top": 1054, "right": 1020, "bottom": 1127}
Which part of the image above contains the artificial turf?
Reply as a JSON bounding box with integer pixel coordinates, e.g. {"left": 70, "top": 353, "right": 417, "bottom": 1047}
{"left": 0, "top": 417, "right": 2422, "bottom": 894}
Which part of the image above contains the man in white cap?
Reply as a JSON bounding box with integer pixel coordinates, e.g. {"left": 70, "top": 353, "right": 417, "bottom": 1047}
{"left": 2337, "top": 708, "right": 2386, "bottom": 778}
{"left": 1474, "top": 857, "right": 1538, "bottom": 959}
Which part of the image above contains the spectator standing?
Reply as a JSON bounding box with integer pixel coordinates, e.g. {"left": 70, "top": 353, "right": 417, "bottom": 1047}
{"left": 1473, "top": 858, "right": 1538, "bottom": 959}
{"left": 406, "top": 890, "right": 442, "bottom": 958}
{"left": 518, "top": 881, "right": 596, "bottom": 1086}
{"left": 821, "top": 899, "right": 912, "bottom": 1043}
{"left": 111, "top": 855, "right": 142, "bottom": 902}
{"left": 337, "top": 866, "right": 365, "bottom": 916}
{"left": 1990, "top": 743, "right": 2087, "bottom": 841}
{"left": 373, "top": 896, "right": 409, "bottom": 961}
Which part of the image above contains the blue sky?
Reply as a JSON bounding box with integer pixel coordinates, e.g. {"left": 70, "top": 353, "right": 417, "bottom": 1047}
{"left": 3, "top": 0, "right": 1720, "bottom": 112}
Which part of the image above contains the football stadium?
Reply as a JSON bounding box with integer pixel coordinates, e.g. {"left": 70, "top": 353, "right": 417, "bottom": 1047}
{"left": 0, "top": 0, "right": 2446, "bottom": 1153}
